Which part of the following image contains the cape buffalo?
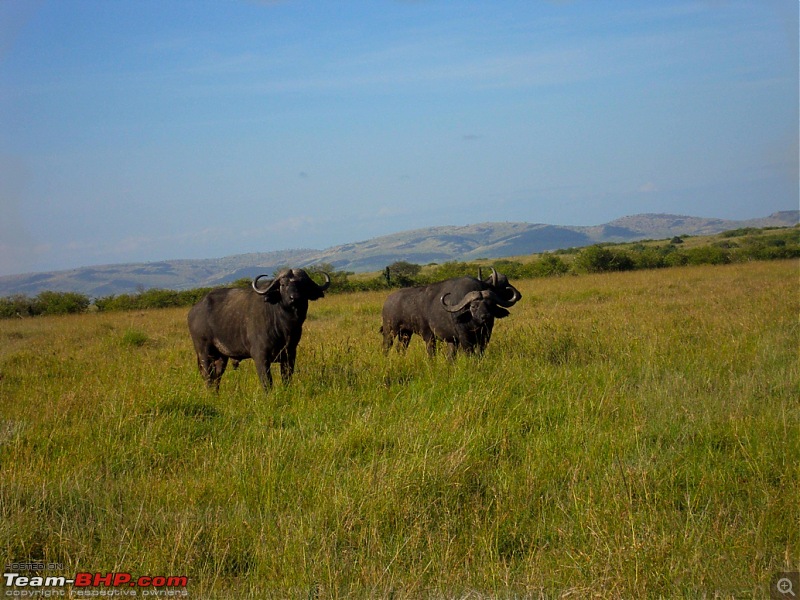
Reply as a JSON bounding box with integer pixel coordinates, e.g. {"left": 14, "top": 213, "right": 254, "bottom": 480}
{"left": 380, "top": 268, "right": 521, "bottom": 358}
{"left": 188, "top": 268, "right": 330, "bottom": 391}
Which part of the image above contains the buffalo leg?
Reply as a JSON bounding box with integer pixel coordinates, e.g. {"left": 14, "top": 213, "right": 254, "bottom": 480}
{"left": 423, "top": 332, "right": 437, "bottom": 357}
{"left": 254, "top": 358, "right": 273, "bottom": 391}
{"left": 476, "top": 327, "right": 491, "bottom": 355}
{"left": 210, "top": 356, "right": 228, "bottom": 391}
{"left": 382, "top": 326, "right": 395, "bottom": 355}
{"left": 279, "top": 346, "right": 296, "bottom": 383}
{"left": 196, "top": 350, "right": 226, "bottom": 391}
{"left": 397, "top": 330, "right": 412, "bottom": 352}
{"left": 196, "top": 354, "right": 213, "bottom": 386}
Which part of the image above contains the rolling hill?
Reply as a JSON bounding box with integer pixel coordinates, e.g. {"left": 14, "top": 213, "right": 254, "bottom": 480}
{"left": 1, "top": 211, "right": 796, "bottom": 297}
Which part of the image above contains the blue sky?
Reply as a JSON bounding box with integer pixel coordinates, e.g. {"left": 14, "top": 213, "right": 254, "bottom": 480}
{"left": 0, "top": 0, "right": 797, "bottom": 276}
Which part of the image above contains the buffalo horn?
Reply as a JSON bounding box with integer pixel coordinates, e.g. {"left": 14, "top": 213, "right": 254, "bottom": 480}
{"left": 316, "top": 271, "right": 331, "bottom": 291}
{"left": 483, "top": 288, "right": 519, "bottom": 308}
{"left": 252, "top": 274, "right": 279, "bottom": 295}
{"left": 441, "top": 290, "right": 483, "bottom": 313}
{"left": 490, "top": 267, "right": 499, "bottom": 288}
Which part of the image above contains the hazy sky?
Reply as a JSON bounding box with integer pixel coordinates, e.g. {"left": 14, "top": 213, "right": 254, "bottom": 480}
{"left": 0, "top": 1, "right": 797, "bottom": 276}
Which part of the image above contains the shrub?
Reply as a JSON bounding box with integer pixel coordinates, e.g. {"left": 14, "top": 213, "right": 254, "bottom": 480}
{"left": 526, "top": 254, "right": 569, "bottom": 278}
{"left": 633, "top": 247, "right": 668, "bottom": 270}
{"left": 95, "top": 287, "right": 214, "bottom": 311}
{"left": 720, "top": 227, "right": 760, "bottom": 238}
{"left": 0, "top": 295, "right": 40, "bottom": 318}
{"left": 136, "top": 289, "right": 181, "bottom": 309}
{"left": 38, "top": 291, "right": 87, "bottom": 315}
{"left": 573, "top": 246, "right": 635, "bottom": 273}
{"left": 664, "top": 251, "right": 689, "bottom": 268}
{"left": 683, "top": 245, "right": 730, "bottom": 266}
{"left": 384, "top": 261, "right": 422, "bottom": 287}
{"left": 427, "top": 261, "right": 482, "bottom": 282}
{"left": 489, "top": 260, "right": 526, "bottom": 279}
{"left": 120, "top": 328, "right": 149, "bottom": 347}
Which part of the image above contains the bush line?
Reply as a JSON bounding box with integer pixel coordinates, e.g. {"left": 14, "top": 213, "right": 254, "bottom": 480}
{"left": 2, "top": 226, "right": 797, "bottom": 318}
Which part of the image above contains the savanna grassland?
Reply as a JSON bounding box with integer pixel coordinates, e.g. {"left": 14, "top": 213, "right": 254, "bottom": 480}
{"left": 1, "top": 260, "right": 797, "bottom": 598}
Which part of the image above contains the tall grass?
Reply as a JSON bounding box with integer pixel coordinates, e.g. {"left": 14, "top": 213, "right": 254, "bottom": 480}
{"left": 1, "top": 261, "right": 797, "bottom": 598}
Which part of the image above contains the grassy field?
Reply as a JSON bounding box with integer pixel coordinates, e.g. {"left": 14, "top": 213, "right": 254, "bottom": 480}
{"left": 1, "top": 260, "right": 797, "bottom": 598}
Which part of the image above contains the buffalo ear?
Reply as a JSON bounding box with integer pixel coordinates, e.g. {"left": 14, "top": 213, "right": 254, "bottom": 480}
{"left": 304, "top": 281, "right": 325, "bottom": 301}
{"left": 305, "top": 271, "right": 330, "bottom": 300}
{"left": 454, "top": 310, "right": 473, "bottom": 323}
{"left": 490, "top": 306, "right": 511, "bottom": 319}
{"left": 264, "top": 289, "right": 282, "bottom": 304}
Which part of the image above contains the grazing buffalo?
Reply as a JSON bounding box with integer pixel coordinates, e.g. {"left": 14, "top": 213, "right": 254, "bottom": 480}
{"left": 188, "top": 268, "right": 330, "bottom": 391}
{"left": 380, "top": 268, "right": 521, "bottom": 358}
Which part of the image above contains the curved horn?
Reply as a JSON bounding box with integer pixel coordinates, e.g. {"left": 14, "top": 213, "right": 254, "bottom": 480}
{"left": 505, "top": 286, "right": 522, "bottom": 305}
{"left": 316, "top": 271, "right": 331, "bottom": 291}
{"left": 478, "top": 267, "right": 483, "bottom": 281}
{"left": 252, "top": 274, "right": 279, "bottom": 295}
{"left": 441, "top": 290, "right": 483, "bottom": 313}
{"left": 490, "top": 267, "right": 499, "bottom": 289}
{"left": 481, "top": 289, "right": 519, "bottom": 308}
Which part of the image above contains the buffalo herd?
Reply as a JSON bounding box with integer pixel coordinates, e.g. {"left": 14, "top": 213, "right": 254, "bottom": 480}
{"left": 188, "top": 267, "right": 521, "bottom": 392}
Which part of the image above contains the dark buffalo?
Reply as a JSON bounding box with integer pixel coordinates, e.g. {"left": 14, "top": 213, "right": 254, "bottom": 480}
{"left": 188, "top": 268, "right": 330, "bottom": 391}
{"left": 380, "top": 268, "right": 521, "bottom": 358}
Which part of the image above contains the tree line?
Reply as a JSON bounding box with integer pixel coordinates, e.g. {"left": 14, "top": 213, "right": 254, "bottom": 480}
{"left": 2, "top": 226, "right": 797, "bottom": 319}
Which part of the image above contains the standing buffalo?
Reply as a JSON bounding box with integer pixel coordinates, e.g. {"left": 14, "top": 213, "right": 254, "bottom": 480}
{"left": 381, "top": 268, "right": 521, "bottom": 358}
{"left": 188, "top": 268, "right": 330, "bottom": 391}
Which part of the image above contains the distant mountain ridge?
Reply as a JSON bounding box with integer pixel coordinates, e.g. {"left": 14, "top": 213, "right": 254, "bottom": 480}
{"left": 1, "top": 211, "right": 797, "bottom": 297}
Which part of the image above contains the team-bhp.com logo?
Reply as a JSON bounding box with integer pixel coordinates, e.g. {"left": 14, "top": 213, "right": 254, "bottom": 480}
{"left": 3, "top": 572, "right": 188, "bottom": 597}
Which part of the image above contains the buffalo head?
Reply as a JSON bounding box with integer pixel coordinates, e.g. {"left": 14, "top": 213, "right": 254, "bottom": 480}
{"left": 441, "top": 289, "right": 517, "bottom": 323}
{"left": 479, "top": 267, "right": 522, "bottom": 306}
{"left": 252, "top": 268, "right": 330, "bottom": 306}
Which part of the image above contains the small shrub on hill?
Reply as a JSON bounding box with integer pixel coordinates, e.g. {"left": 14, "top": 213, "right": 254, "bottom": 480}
{"left": 720, "top": 227, "right": 760, "bottom": 238}
{"left": 384, "top": 261, "right": 422, "bottom": 287}
{"left": 95, "top": 287, "right": 213, "bottom": 312}
{"left": 633, "top": 247, "right": 669, "bottom": 270}
{"left": 0, "top": 292, "right": 90, "bottom": 317}
{"left": 426, "top": 261, "right": 483, "bottom": 282}
{"left": 0, "top": 295, "right": 38, "bottom": 318}
{"left": 514, "top": 254, "right": 569, "bottom": 278}
{"left": 35, "top": 291, "right": 91, "bottom": 315}
{"left": 682, "top": 245, "right": 731, "bottom": 266}
{"left": 573, "top": 245, "right": 635, "bottom": 273}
